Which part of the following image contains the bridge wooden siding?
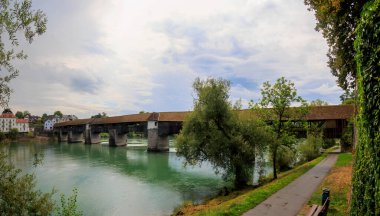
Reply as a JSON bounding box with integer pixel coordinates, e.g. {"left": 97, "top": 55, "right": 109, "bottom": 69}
{"left": 54, "top": 105, "right": 354, "bottom": 150}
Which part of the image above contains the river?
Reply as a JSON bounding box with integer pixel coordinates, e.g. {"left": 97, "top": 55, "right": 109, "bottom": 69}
{"left": 3, "top": 138, "right": 231, "bottom": 216}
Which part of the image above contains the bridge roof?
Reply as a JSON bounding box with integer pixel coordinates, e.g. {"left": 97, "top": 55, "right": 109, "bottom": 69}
{"left": 54, "top": 118, "right": 93, "bottom": 127}
{"left": 305, "top": 105, "right": 354, "bottom": 120}
{"left": 91, "top": 113, "right": 152, "bottom": 125}
{"left": 158, "top": 111, "right": 191, "bottom": 122}
{"left": 53, "top": 105, "right": 354, "bottom": 128}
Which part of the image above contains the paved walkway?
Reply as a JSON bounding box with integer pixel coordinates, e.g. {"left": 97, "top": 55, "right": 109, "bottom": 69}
{"left": 243, "top": 151, "right": 339, "bottom": 216}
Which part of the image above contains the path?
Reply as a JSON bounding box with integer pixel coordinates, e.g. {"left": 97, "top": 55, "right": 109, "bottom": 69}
{"left": 243, "top": 150, "right": 339, "bottom": 216}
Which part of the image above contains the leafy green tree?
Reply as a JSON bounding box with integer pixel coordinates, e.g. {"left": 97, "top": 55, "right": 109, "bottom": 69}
{"left": 255, "top": 77, "right": 308, "bottom": 179}
{"left": 23, "top": 110, "right": 31, "bottom": 117}
{"left": 176, "top": 78, "right": 274, "bottom": 188}
{"left": 41, "top": 113, "right": 48, "bottom": 122}
{"left": 304, "top": 0, "right": 366, "bottom": 92}
{"left": 0, "top": 0, "right": 47, "bottom": 108}
{"left": 15, "top": 111, "right": 24, "bottom": 118}
{"left": 91, "top": 112, "right": 107, "bottom": 118}
{"left": 54, "top": 110, "right": 63, "bottom": 118}
{"left": 0, "top": 152, "right": 55, "bottom": 215}
{"left": 310, "top": 99, "right": 328, "bottom": 106}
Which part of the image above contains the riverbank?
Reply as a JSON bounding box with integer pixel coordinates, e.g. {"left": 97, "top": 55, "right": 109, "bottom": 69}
{"left": 17, "top": 135, "right": 54, "bottom": 143}
{"left": 298, "top": 152, "right": 352, "bottom": 216}
{"left": 172, "top": 149, "right": 334, "bottom": 216}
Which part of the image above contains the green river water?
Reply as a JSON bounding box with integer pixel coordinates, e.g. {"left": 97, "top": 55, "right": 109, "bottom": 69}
{"left": 3, "top": 139, "right": 231, "bottom": 216}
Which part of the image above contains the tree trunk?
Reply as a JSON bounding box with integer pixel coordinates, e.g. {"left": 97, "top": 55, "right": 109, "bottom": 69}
{"left": 273, "top": 148, "right": 277, "bottom": 179}
{"left": 234, "top": 165, "right": 247, "bottom": 188}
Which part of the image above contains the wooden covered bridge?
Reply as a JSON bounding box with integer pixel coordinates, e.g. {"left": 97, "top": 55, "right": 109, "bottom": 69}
{"left": 54, "top": 105, "right": 354, "bottom": 151}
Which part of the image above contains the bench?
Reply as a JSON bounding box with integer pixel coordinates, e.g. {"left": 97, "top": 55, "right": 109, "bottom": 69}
{"left": 306, "top": 197, "right": 329, "bottom": 216}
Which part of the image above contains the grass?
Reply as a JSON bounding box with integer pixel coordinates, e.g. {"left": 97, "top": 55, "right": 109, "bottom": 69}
{"left": 173, "top": 152, "right": 330, "bottom": 216}
{"left": 299, "top": 152, "right": 353, "bottom": 216}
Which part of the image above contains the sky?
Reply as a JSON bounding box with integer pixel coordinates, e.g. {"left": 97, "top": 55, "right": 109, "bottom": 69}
{"left": 9, "top": 0, "right": 343, "bottom": 118}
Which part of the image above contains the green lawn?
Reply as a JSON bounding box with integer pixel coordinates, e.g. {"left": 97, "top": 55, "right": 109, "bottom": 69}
{"left": 305, "top": 152, "right": 353, "bottom": 216}
{"left": 175, "top": 153, "right": 330, "bottom": 216}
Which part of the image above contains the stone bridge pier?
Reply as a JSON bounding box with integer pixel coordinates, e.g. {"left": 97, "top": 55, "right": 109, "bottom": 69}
{"left": 84, "top": 124, "right": 102, "bottom": 144}
{"left": 147, "top": 120, "right": 169, "bottom": 152}
{"left": 57, "top": 128, "right": 68, "bottom": 142}
{"left": 68, "top": 126, "right": 85, "bottom": 143}
{"left": 108, "top": 124, "right": 128, "bottom": 146}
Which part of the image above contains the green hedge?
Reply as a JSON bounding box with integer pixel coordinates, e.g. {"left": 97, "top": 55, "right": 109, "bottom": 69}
{"left": 351, "top": 0, "right": 380, "bottom": 215}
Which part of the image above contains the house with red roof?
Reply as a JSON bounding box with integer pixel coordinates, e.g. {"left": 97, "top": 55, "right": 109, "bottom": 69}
{"left": 0, "top": 109, "right": 30, "bottom": 133}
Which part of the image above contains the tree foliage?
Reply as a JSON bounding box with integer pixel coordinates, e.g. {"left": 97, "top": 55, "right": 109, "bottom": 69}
{"left": 176, "top": 78, "right": 274, "bottom": 188}
{"left": 56, "top": 188, "right": 83, "bottom": 216}
{"left": 304, "top": 0, "right": 367, "bottom": 91}
{"left": 0, "top": 0, "right": 47, "bottom": 107}
{"left": 0, "top": 151, "right": 55, "bottom": 215}
{"left": 310, "top": 99, "right": 328, "bottom": 106}
{"left": 351, "top": 0, "right": 380, "bottom": 214}
{"left": 91, "top": 112, "right": 107, "bottom": 118}
{"left": 15, "top": 110, "right": 23, "bottom": 118}
{"left": 54, "top": 110, "right": 63, "bottom": 118}
{"left": 255, "top": 77, "right": 308, "bottom": 179}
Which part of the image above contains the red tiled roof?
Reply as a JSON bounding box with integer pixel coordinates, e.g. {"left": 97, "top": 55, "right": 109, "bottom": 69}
{"left": 0, "top": 113, "right": 16, "bottom": 118}
{"left": 16, "top": 119, "right": 29, "bottom": 123}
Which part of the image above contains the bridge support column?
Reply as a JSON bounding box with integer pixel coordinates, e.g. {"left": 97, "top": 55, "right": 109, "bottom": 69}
{"left": 58, "top": 129, "right": 68, "bottom": 142}
{"left": 108, "top": 129, "right": 127, "bottom": 146}
{"left": 147, "top": 128, "right": 169, "bottom": 152}
{"left": 84, "top": 128, "right": 101, "bottom": 144}
{"left": 68, "top": 131, "right": 84, "bottom": 143}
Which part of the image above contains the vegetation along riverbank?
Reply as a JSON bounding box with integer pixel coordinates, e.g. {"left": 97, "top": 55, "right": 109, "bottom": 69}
{"left": 173, "top": 148, "right": 336, "bottom": 216}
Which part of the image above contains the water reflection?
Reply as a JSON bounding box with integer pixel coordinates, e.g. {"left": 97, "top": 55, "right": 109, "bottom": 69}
{"left": 3, "top": 140, "right": 229, "bottom": 216}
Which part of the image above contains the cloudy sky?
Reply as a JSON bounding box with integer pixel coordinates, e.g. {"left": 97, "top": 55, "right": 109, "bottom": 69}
{"left": 9, "top": 0, "right": 343, "bottom": 118}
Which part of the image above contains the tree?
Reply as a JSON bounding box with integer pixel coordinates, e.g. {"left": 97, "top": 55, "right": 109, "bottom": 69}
{"left": 15, "top": 111, "right": 24, "bottom": 118}
{"left": 41, "top": 113, "right": 48, "bottom": 122}
{"left": 256, "top": 77, "right": 308, "bottom": 179}
{"left": 54, "top": 110, "right": 63, "bottom": 118}
{"left": 0, "top": 152, "right": 55, "bottom": 215}
{"left": 310, "top": 99, "right": 328, "bottom": 106}
{"left": 0, "top": 0, "right": 47, "bottom": 108}
{"left": 176, "top": 78, "right": 274, "bottom": 188}
{"left": 23, "top": 110, "right": 31, "bottom": 117}
{"left": 304, "top": 0, "right": 366, "bottom": 92}
{"left": 91, "top": 112, "right": 107, "bottom": 118}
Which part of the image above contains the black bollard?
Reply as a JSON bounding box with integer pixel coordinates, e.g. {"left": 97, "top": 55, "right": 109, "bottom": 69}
{"left": 321, "top": 187, "right": 330, "bottom": 215}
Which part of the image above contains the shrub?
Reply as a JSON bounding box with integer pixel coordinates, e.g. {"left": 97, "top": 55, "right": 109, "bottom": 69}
{"left": 7, "top": 128, "right": 18, "bottom": 140}
{"left": 0, "top": 152, "right": 55, "bottom": 215}
{"left": 322, "top": 138, "right": 336, "bottom": 149}
{"left": 298, "top": 135, "right": 323, "bottom": 162}
{"left": 276, "top": 146, "right": 297, "bottom": 171}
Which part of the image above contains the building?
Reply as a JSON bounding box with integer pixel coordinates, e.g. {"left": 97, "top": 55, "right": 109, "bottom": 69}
{"left": 0, "top": 109, "right": 30, "bottom": 133}
{"left": 44, "top": 115, "right": 78, "bottom": 131}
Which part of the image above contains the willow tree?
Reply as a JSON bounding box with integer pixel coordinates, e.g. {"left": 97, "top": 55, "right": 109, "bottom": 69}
{"left": 176, "top": 78, "right": 274, "bottom": 188}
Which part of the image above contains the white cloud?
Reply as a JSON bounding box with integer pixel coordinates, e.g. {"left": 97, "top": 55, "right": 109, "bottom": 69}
{"left": 309, "top": 83, "right": 342, "bottom": 95}
{"left": 8, "top": 0, "right": 342, "bottom": 118}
